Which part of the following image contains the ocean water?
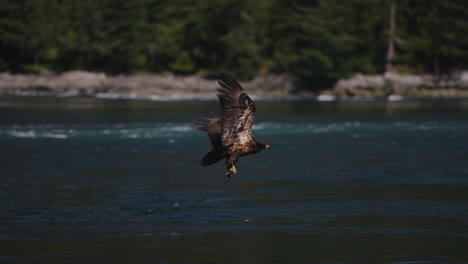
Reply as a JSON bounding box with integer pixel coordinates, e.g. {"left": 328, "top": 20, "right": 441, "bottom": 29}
{"left": 1, "top": 97, "right": 468, "bottom": 264}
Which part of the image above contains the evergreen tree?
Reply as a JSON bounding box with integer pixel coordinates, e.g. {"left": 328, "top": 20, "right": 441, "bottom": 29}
{"left": 0, "top": 0, "right": 26, "bottom": 71}
{"left": 397, "top": 0, "right": 468, "bottom": 76}
{"left": 1, "top": 0, "right": 467, "bottom": 81}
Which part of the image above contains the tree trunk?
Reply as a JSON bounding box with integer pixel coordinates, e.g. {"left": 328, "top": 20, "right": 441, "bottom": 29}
{"left": 385, "top": 0, "right": 396, "bottom": 72}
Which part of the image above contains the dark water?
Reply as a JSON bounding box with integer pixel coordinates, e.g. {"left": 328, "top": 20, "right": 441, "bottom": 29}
{"left": 1, "top": 97, "right": 468, "bottom": 264}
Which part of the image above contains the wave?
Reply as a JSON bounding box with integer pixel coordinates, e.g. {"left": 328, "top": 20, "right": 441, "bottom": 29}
{"left": 6, "top": 130, "right": 69, "bottom": 139}
{"left": 0, "top": 123, "right": 195, "bottom": 140}
{"left": 92, "top": 93, "right": 383, "bottom": 102}
{"left": 0, "top": 121, "right": 464, "bottom": 140}
{"left": 95, "top": 93, "right": 215, "bottom": 101}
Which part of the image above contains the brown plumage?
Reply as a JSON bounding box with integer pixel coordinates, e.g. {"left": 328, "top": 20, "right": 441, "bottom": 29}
{"left": 195, "top": 74, "right": 270, "bottom": 178}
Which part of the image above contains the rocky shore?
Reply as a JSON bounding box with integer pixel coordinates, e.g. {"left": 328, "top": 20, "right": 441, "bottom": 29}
{"left": 1, "top": 71, "right": 468, "bottom": 99}
{"left": 329, "top": 71, "right": 468, "bottom": 98}
{"left": 0, "top": 71, "right": 299, "bottom": 100}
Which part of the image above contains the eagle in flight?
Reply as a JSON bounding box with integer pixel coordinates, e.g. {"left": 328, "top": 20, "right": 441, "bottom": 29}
{"left": 195, "top": 74, "right": 270, "bottom": 178}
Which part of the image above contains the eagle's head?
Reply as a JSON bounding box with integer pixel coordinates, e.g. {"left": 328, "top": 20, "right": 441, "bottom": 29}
{"left": 255, "top": 141, "right": 270, "bottom": 152}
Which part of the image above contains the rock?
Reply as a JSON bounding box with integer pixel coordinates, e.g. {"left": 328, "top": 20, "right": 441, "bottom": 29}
{"left": 52, "top": 71, "right": 109, "bottom": 94}
{"left": 0, "top": 71, "right": 109, "bottom": 96}
{"left": 0, "top": 71, "right": 299, "bottom": 98}
{"left": 333, "top": 73, "right": 385, "bottom": 97}
{"left": 245, "top": 74, "right": 298, "bottom": 96}
{"left": 384, "top": 71, "right": 423, "bottom": 95}
{"left": 459, "top": 70, "right": 468, "bottom": 86}
{"left": 2, "top": 70, "right": 468, "bottom": 98}
{"left": 330, "top": 71, "right": 468, "bottom": 98}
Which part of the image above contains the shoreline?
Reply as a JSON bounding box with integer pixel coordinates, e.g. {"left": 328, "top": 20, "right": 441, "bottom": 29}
{"left": 1, "top": 71, "right": 468, "bottom": 100}
{"left": 329, "top": 71, "right": 468, "bottom": 98}
{"left": 4, "top": 92, "right": 468, "bottom": 104}
{"left": 0, "top": 71, "right": 302, "bottom": 99}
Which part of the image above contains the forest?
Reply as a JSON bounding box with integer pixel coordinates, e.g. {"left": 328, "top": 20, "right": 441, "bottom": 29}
{"left": 1, "top": 0, "right": 468, "bottom": 82}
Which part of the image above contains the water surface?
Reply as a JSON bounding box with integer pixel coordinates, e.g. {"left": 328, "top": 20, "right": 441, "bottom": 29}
{"left": 1, "top": 97, "right": 468, "bottom": 263}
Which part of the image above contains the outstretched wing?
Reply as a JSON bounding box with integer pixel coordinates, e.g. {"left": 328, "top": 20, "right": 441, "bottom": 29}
{"left": 193, "top": 116, "right": 222, "bottom": 148}
{"left": 194, "top": 116, "right": 224, "bottom": 166}
{"left": 217, "top": 74, "right": 256, "bottom": 147}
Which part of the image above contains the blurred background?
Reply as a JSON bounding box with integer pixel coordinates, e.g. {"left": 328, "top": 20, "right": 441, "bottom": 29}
{"left": 1, "top": 1, "right": 468, "bottom": 264}
{"left": 1, "top": 0, "right": 467, "bottom": 80}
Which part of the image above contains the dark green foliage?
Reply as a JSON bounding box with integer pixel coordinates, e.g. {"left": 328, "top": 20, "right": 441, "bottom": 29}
{"left": 397, "top": 0, "right": 468, "bottom": 76}
{"left": 0, "top": 0, "right": 26, "bottom": 71}
{"left": 1, "top": 0, "right": 467, "bottom": 83}
{"left": 270, "top": 0, "right": 387, "bottom": 80}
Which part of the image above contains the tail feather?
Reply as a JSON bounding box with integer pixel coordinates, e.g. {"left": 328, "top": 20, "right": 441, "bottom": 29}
{"left": 201, "top": 150, "right": 223, "bottom": 166}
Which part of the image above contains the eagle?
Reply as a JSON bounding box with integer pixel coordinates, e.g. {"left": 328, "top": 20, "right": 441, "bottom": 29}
{"left": 195, "top": 74, "right": 270, "bottom": 178}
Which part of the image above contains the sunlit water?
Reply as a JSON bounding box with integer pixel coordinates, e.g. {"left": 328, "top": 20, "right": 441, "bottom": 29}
{"left": 1, "top": 97, "right": 468, "bottom": 263}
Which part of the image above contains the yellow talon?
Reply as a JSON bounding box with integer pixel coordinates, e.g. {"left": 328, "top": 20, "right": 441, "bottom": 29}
{"left": 225, "top": 165, "right": 237, "bottom": 176}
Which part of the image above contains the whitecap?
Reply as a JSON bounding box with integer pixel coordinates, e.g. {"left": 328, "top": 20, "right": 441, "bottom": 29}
{"left": 43, "top": 133, "right": 68, "bottom": 139}
{"left": 252, "top": 124, "right": 266, "bottom": 130}
{"left": 10, "top": 130, "right": 36, "bottom": 138}
{"left": 387, "top": 94, "right": 405, "bottom": 101}
{"left": 7, "top": 130, "right": 69, "bottom": 139}
{"left": 311, "top": 124, "right": 347, "bottom": 133}
{"left": 94, "top": 93, "right": 321, "bottom": 102}
{"left": 317, "top": 94, "right": 336, "bottom": 101}
{"left": 148, "top": 94, "right": 213, "bottom": 101}
{"left": 167, "top": 125, "right": 193, "bottom": 132}
{"left": 128, "top": 134, "right": 139, "bottom": 138}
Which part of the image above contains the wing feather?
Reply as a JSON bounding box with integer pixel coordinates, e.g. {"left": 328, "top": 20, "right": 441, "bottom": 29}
{"left": 194, "top": 116, "right": 224, "bottom": 166}
{"left": 194, "top": 116, "right": 222, "bottom": 148}
{"left": 217, "top": 74, "right": 256, "bottom": 147}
